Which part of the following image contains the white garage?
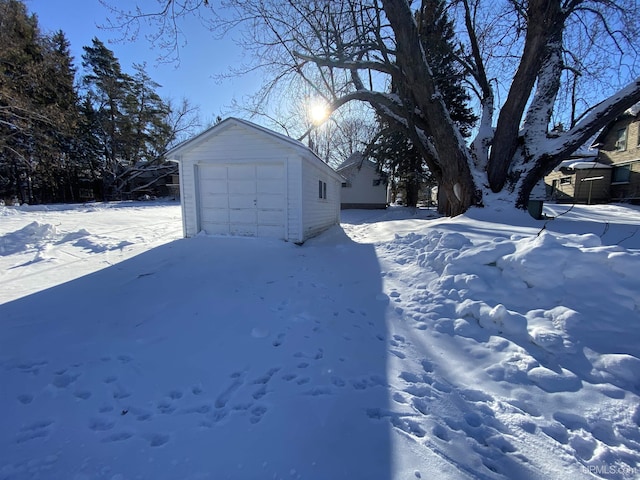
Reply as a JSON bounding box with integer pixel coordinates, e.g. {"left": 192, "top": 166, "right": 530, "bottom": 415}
{"left": 166, "top": 117, "right": 342, "bottom": 243}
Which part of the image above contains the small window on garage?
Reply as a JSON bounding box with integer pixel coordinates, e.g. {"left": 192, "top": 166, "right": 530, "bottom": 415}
{"left": 560, "top": 177, "right": 571, "bottom": 185}
{"left": 318, "top": 180, "right": 327, "bottom": 199}
{"left": 342, "top": 181, "right": 351, "bottom": 188}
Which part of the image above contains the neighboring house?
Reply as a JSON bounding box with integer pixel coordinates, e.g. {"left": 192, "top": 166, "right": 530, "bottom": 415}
{"left": 336, "top": 152, "right": 388, "bottom": 209}
{"left": 546, "top": 154, "right": 612, "bottom": 205}
{"left": 123, "top": 161, "right": 179, "bottom": 200}
{"left": 591, "top": 106, "right": 640, "bottom": 202}
{"left": 165, "top": 117, "right": 342, "bottom": 243}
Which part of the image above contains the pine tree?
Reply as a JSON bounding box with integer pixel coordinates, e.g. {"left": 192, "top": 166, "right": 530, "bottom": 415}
{"left": 117, "top": 63, "right": 174, "bottom": 196}
{"left": 416, "top": 0, "right": 476, "bottom": 136}
{"left": 0, "top": 0, "right": 47, "bottom": 203}
{"left": 81, "top": 37, "right": 133, "bottom": 198}
{"left": 33, "top": 30, "right": 81, "bottom": 202}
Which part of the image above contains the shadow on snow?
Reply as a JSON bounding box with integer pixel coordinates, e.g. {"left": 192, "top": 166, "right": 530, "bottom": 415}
{"left": 0, "top": 228, "right": 391, "bottom": 479}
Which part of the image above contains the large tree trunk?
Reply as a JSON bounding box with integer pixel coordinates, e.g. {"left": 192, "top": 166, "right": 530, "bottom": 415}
{"left": 487, "top": 0, "right": 564, "bottom": 192}
{"left": 382, "top": 0, "right": 480, "bottom": 215}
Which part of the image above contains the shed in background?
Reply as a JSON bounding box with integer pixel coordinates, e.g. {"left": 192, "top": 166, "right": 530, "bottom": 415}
{"left": 166, "top": 118, "right": 341, "bottom": 243}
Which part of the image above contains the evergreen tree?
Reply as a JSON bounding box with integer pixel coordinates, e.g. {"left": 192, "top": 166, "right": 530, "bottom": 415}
{"left": 81, "top": 37, "right": 133, "bottom": 198}
{"left": 0, "top": 0, "right": 43, "bottom": 203}
{"left": 117, "top": 63, "right": 174, "bottom": 196}
{"left": 0, "top": 1, "right": 82, "bottom": 203}
{"left": 81, "top": 40, "right": 176, "bottom": 199}
{"left": 33, "top": 30, "right": 81, "bottom": 202}
{"left": 0, "top": 2, "right": 183, "bottom": 203}
{"left": 416, "top": 0, "right": 476, "bottom": 137}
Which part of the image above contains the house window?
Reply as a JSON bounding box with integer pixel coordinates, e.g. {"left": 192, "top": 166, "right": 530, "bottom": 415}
{"left": 615, "top": 128, "right": 627, "bottom": 151}
{"left": 560, "top": 177, "right": 571, "bottom": 185}
{"left": 612, "top": 165, "right": 631, "bottom": 183}
{"left": 342, "top": 181, "right": 352, "bottom": 188}
{"left": 318, "top": 180, "right": 327, "bottom": 199}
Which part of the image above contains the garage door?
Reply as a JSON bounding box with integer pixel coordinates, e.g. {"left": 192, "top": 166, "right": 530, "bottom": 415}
{"left": 197, "top": 163, "right": 286, "bottom": 238}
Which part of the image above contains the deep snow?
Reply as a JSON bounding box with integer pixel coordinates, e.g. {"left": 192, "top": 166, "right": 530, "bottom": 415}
{"left": 0, "top": 201, "right": 639, "bottom": 480}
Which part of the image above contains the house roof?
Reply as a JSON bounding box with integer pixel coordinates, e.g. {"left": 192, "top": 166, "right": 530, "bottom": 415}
{"left": 556, "top": 160, "right": 611, "bottom": 171}
{"left": 591, "top": 102, "right": 640, "bottom": 147}
{"left": 165, "top": 117, "right": 340, "bottom": 179}
{"left": 336, "top": 152, "right": 379, "bottom": 172}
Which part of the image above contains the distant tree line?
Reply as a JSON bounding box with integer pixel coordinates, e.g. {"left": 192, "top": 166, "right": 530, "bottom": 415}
{"left": 0, "top": 0, "right": 197, "bottom": 205}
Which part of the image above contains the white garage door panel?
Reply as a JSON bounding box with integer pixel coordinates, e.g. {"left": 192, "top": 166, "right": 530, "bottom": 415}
{"left": 200, "top": 208, "right": 229, "bottom": 223}
{"left": 200, "top": 193, "right": 228, "bottom": 205}
{"left": 257, "top": 194, "right": 284, "bottom": 209}
{"left": 228, "top": 165, "right": 255, "bottom": 179}
{"left": 228, "top": 179, "right": 255, "bottom": 194}
{"left": 200, "top": 166, "right": 227, "bottom": 180}
{"left": 198, "top": 163, "right": 285, "bottom": 238}
{"left": 257, "top": 210, "right": 283, "bottom": 224}
{"left": 201, "top": 222, "right": 229, "bottom": 235}
{"left": 229, "top": 195, "right": 256, "bottom": 209}
{"left": 230, "top": 209, "right": 257, "bottom": 223}
{"left": 257, "top": 165, "right": 284, "bottom": 179}
{"left": 230, "top": 224, "right": 257, "bottom": 236}
{"left": 257, "top": 179, "right": 282, "bottom": 194}
{"left": 201, "top": 179, "right": 227, "bottom": 193}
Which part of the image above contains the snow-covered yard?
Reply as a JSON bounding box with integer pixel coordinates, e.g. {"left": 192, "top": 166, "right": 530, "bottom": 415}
{"left": 1, "top": 201, "right": 639, "bottom": 479}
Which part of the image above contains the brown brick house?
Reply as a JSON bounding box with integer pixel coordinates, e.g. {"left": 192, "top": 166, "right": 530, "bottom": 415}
{"left": 591, "top": 106, "right": 640, "bottom": 202}
{"left": 545, "top": 105, "right": 640, "bottom": 204}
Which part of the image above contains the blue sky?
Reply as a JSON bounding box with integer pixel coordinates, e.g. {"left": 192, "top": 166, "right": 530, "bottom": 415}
{"left": 26, "top": 0, "right": 263, "bottom": 124}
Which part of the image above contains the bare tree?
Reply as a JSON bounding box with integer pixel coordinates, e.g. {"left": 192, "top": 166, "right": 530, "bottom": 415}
{"left": 104, "top": 0, "right": 640, "bottom": 215}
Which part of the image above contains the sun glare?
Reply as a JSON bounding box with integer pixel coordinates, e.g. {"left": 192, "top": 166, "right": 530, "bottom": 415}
{"left": 308, "top": 100, "right": 330, "bottom": 125}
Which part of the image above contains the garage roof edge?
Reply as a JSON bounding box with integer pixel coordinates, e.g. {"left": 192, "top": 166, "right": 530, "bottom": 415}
{"left": 165, "top": 117, "right": 341, "bottom": 181}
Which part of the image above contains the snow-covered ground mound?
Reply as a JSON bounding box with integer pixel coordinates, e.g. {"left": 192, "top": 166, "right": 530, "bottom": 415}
{"left": 0, "top": 201, "right": 638, "bottom": 479}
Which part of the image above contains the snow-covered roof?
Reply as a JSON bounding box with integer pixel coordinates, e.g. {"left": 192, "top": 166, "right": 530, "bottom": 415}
{"left": 592, "top": 102, "right": 640, "bottom": 147}
{"left": 626, "top": 101, "right": 640, "bottom": 116}
{"left": 556, "top": 160, "right": 611, "bottom": 171}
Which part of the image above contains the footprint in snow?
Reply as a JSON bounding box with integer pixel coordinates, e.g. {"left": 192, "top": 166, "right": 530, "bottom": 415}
{"left": 15, "top": 420, "right": 53, "bottom": 444}
{"left": 215, "top": 378, "right": 244, "bottom": 409}
{"left": 101, "top": 431, "right": 133, "bottom": 443}
{"left": 17, "top": 394, "right": 34, "bottom": 404}
{"left": 74, "top": 390, "right": 92, "bottom": 400}
{"left": 13, "top": 360, "right": 48, "bottom": 375}
{"left": 146, "top": 433, "right": 170, "bottom": 447}
{"left": 166, "top": 389, "right": 183, "bottom": 400}
{"left": 249, "top": 405, "right": 268, "bottom": 424}
{"left": 52, "top": 372, "right": 80, "bottom": 389}
{"left": 88, "top": 418, "right": 115, "bottom": 432}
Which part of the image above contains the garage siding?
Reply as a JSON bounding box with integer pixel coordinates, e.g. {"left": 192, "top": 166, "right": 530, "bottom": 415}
{"left": 301, "top": 159, "right": 341, "bottom": 239}
{"left": 286, "top": 157, "right": 303, "bottom": 242}
{"left": 168, "top": 118, "right": 341, "bottom": 243}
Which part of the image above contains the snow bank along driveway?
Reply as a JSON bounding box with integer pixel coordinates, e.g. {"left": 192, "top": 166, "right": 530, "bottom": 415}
{"left": 0, "top": 201, "right": 639, "bottom": 480}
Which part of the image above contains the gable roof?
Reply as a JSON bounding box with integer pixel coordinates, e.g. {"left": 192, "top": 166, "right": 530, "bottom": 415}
{"left": 336, "top": 152, "right": 380, "bottom": 173}
{"left": 165, "top": 117, "right": 328, "bottom": 169}
{"left": 591, "top": 102, "right": 640, "bottom": 148}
